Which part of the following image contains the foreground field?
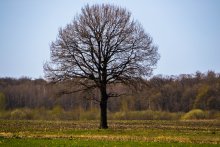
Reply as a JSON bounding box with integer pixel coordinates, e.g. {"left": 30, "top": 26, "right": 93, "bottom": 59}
{"left": 0, "top": 120, "right": 219, "bottom": 146}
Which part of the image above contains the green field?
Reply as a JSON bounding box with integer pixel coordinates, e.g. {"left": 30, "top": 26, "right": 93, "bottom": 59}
{"left": 0, "top": 120, "right": 219, "bottom": 146}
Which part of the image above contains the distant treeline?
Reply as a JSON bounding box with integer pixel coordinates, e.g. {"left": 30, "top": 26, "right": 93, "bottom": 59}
{"left": 0, "top": 71, "right": 219, "bottom": 112}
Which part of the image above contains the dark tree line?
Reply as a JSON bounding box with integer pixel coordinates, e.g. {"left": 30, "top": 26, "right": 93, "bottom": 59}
{"left": 0, "top": 71, "right": 219, "bottom": 112}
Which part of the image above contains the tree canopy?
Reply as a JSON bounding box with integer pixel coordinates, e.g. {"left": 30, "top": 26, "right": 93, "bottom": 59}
{"left": 44, "top": 4, "right": 159, "bottom": 128}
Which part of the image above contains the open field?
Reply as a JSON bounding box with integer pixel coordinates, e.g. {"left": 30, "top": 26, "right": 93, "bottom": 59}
{"left": 0, "top": 120, "right": 219, "bottom": 146}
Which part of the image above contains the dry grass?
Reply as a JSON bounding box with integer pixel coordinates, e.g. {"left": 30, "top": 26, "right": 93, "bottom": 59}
{"left": 0, "top": 120, "right": 219, "bottom": 144}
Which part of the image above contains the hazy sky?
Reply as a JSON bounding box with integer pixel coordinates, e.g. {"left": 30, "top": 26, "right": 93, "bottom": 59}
{"left": 1, "top": 0, "right": 220, "bottom": 78}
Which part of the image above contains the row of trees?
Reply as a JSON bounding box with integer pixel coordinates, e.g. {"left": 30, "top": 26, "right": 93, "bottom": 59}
{"left": 0, "top": 71, "right": 219, "bottom": 112}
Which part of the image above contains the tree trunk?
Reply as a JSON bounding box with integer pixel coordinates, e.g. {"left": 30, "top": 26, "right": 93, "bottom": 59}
{"left": 99, "top": 87, "right": 108, "bottom": 129}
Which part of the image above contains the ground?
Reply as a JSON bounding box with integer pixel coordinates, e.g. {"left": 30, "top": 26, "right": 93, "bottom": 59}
{"left": 0, "top": 120, "right": 219, "bottom": 146}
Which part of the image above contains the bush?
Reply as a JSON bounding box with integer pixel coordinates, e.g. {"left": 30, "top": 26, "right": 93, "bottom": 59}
{"left": 10, "top": 109, "right": 27, "bottom": 120}
{"left": 79, "top": 108, "right": 99, "bottom": 120}
{"left": 2, "top": 108, "right": 218, "bottom": 121}
{"left": 110, "top": 111, "right": 126, "bottom": 120}
{"left": 206, "top": 110, "right": 220, "bottom": 120}
{"left": 110, "top": 110, "right": 181, "bottom": 120}
{"left": 10, "top": 108, "right": 35, "bottom": 120}
{"left": 181, "top": 109, "right": 207, "bottom": 120}
{"left": 49, "top": 105, "right": 64, "bottom": 120}
{"left": 0, "top": 111, "right": 11, "bottom": 119}
{"left": 0, "top": 93, "right": 6, "bottom": 111}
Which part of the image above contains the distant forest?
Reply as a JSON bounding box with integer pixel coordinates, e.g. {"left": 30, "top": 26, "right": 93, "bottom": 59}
{"left": 0, "top": 71, "right": 219, "bottom": 112}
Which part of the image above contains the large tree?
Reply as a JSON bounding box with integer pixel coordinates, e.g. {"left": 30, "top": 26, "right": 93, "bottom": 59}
{"left": 44, "top": 4, "right": 159, "bottom": 129}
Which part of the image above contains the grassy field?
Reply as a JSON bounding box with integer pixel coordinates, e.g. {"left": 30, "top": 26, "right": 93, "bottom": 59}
{"left": 0, "top": 120, "right": 219, "bottom": 146}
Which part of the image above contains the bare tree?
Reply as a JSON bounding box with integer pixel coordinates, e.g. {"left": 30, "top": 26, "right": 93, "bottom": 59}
{"left": 44, "top": 4, "right": 159, "bottom": 129}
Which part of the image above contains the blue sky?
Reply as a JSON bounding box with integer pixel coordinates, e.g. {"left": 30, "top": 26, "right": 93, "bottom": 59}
{"left": 0, "top": 0, "right": 220, "bottom": 78}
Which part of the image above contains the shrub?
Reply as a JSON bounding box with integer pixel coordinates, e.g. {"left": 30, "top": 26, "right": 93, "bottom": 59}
{"left": 10, "top": 109, "right": 27, "bottom": 120}
{"left": 0, "top": 93, "right": 6, "bottom": 111}
{"left": 0, "top": 111, "right": 11, "bottom": 119}
{"left": 111, "top": 112, "right": 126, "bottom": 120}
{"left": 10, "top": 108, "right": 35, "bottom": 120}
{"left": 181, "top": 109, "right": 207, "bottom": 120}
{"left": 206, "top": 110, "right": 220, "bottom": 120}
{"left": 31, "top": 107, "right": 48, "bottom": 120}
{"left": 49, "top": 105, "right": 64, "bottom": 120}
{"left": 110, "top": 110, "right": 181, "bottom": 120}
{"left": 79, "top": 108, "right": 99, "bottom": 120}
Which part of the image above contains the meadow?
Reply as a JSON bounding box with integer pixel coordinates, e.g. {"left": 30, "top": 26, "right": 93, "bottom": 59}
{"left": 0, "top": 120, "right": 219, "bottom": 146}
